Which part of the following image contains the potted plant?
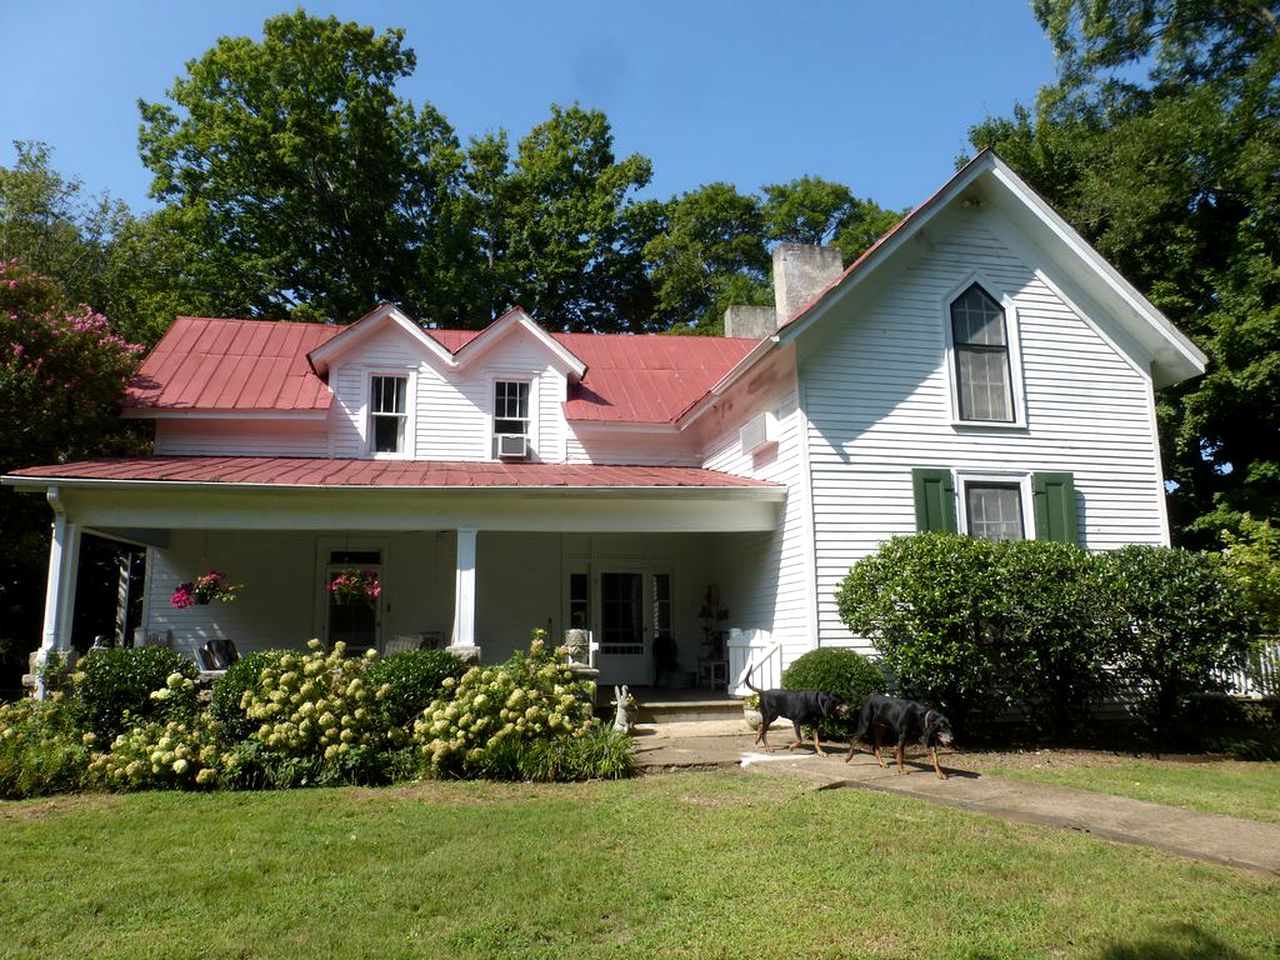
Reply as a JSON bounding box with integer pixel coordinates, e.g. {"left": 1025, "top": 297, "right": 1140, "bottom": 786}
{"left": 171, "top": 570, "right": 241, "bottom": 609}
{"left": 743, "top": 692, "right": 762, "bottom": 731}
{"left": 329, "top": 568, "right": 381, "bottom": 606}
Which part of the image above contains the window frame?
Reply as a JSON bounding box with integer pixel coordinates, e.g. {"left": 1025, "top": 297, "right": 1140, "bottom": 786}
{"left": 955, "top": 472, "right": 1034, "bottom": 542}
{"left": 491, "top": 376, "right": 535, "bottom": 459}
{"left": 367, "top": 372, "right": 413, "bottom": 458}
{"left": 942, "top": 275, "right": 1026, "bottom": 429}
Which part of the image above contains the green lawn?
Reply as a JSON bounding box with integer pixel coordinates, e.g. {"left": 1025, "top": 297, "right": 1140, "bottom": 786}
{"left": 972, "top": 755, "right": 1280, "bottom": 824}
{"left": 2, "top": 773, "right": 1277, "bottom": 959}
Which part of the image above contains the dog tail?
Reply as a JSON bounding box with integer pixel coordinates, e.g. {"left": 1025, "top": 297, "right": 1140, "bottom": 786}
{"left": 743, "top": 662, "right": 761, "bottom": 695}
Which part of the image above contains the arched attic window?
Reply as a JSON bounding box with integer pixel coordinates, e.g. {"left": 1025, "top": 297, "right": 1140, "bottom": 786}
{"left": 949, "top": 283, "right": 1014, "bottom": 422}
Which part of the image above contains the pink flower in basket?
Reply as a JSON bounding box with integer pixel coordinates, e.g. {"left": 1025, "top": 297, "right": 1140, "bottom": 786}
{"left": 171, "top": 570, "right": 241, "bottom": 608}
{"left": 329, "top": 568, "right": 381, "bottom": 605}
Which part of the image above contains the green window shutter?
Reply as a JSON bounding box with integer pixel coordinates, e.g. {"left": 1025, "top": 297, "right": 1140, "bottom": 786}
{"left": 912, "top": 468, "right": 957, "bottom": 533}
{"left": 1032, "top": 472, "right": 1078, "bottom": 544}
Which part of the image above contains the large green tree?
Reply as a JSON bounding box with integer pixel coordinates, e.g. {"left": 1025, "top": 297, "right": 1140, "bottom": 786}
{"left": 138, "top": 10, "right": 472, "bottom": 325}
{"left": 466, "top": 105, "right": 660, "bottom": 331}
{"left": 969, "top": 0, "right": 1280, "bottom": 543}
{"left": 0, "top": 142, "right": 210, "bottom": 347}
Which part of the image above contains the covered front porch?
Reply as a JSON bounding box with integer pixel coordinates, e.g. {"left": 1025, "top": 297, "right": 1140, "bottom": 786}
{"left": 8, "top": 457, "right": 786, "bottom": 690}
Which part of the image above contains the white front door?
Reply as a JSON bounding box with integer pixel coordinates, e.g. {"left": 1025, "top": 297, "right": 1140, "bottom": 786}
{"left": 595, "top": 570, "right": 648, "bottom": 685}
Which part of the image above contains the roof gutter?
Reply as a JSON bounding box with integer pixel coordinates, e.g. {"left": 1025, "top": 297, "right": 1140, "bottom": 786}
{"left": 1, "top": 473, "right": 785, "bottom": 500}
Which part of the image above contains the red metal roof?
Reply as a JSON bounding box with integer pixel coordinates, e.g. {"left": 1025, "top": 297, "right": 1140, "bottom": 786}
{"left": 127, "top": 318, "right": 341, "bottom": 412}
{"left": 126, "top": 315, "right": 758, "bottom": 424}
{"left": 8, "top": 456, "right": 779, "bottom": 489}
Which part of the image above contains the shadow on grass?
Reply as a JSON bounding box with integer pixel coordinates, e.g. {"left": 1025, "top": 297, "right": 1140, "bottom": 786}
{"left": 1095, "top": 923, "right": 1247, "bottom": 960}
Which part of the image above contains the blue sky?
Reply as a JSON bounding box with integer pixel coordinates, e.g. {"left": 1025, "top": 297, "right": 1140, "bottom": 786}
{"left": 1, "top": 1, "right": 1058, "bottom": 213}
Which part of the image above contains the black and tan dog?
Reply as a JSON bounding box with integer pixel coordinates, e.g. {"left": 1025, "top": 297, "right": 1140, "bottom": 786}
{"left": 745, "top": 665, "right": 850, "bottom": 757}
{"left": 848, "top": 693, "right": 954, "bottom": 779}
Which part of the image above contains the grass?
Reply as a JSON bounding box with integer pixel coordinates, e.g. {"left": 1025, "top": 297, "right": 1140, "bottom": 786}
{"left": 971, "top": 753, "right": 1280, "bottom": 824}
{"left": 2, "top": 772, "right": 1278, "bottom": 959}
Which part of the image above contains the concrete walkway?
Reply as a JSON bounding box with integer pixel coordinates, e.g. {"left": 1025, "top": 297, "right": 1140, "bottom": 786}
{"left": 631, "top": 719, "right": 1280, "bottom": 876}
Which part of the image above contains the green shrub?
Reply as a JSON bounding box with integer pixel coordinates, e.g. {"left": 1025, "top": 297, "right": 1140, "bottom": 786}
{"left": 836, "top": 533, "right": 1008, "bottom": 726}
{"left": 219, "top": 739, "right": 408, "bottom": 790}
{"left": 781, "top": 647, "right": 883, "bottom": 738}
{"left": 0, "top": 695, "right": 92, "bottom": 799}
{"left": 364, "top": 648, "right": 466, "bottom": 729}
{"left": 209, "top": 650, "right": 285, "bottom": 743}
{"left": 412, "top": 630, "right": 599, "bottom": 777}
{"left": 73, "top": 646, "right": 200, "bottom": 740}
{"left": 985, "top": 539, "right": 1116, "bottom": 740}
{"left": 239, "top": 639, "right": 392, "bottom": 760}
{"left": 455, "top": 727, "right": 634, "bottom": 782}
{"left": 1101, "top": 545, "right": 1260, "bottom": 745}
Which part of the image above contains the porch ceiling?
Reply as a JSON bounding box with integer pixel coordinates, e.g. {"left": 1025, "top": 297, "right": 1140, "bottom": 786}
{"left": 4, "top": 456, "right": 785, "bottom": 533}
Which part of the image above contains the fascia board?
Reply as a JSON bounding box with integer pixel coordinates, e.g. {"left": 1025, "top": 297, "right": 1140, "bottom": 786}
{"left": 307, "top": 305, "right": 454, "bottom": 375}
{"left": 453, "top": 309, "right": 587, "bottom": 380}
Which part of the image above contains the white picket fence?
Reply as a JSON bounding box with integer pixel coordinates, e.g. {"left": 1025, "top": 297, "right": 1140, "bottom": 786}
{"left": 726, "top": 628, "right": 781, "bottom": 697}
{"left": 1221, "top": 638, "right": 1280, "bottom": 699}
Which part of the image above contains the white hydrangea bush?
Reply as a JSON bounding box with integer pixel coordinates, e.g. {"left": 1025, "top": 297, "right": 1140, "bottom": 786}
{"left": 89, "top": 715, "right": 228, "bottom": 790}
{"left": 412, "top": 631, "right": 597, "bottom": 772}
{"left": 239, "top": 639, "right": 393, "bottom": 760}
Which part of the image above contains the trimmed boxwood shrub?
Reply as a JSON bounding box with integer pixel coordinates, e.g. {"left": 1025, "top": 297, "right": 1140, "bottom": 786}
{"left": 364, "top": 648, "right": 466, "bottom": 729}
{"left": 74, "top": 646, "right": 200, "bottom": 740}
{"left": 836, "top": 533, "right": 1007, "bottom": 728}
{"left": 209, "top": 650, "right": 285, "bottom": 743}
{"left": 781, "top": 647, "right": 884, "bottom": 738}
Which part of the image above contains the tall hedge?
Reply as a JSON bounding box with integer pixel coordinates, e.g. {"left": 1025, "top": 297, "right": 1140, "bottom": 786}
{"left": 836, "top": 534, "right": 1260, "bottom": 745}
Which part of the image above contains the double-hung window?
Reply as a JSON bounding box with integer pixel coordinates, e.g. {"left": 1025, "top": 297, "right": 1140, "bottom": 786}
{"left": 369, "top": 375, "right": 408, "bottom": 455}
{"left": 963, "top": 482, "right": 1026, "bottom": 541}
{"left": 950, "top": 283, "right": 1015, "bottom": 422}
{"left": 494, "top": 380, "right": 530, "bottom": 457}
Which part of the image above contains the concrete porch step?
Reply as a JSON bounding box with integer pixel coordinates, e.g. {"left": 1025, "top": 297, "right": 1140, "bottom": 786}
{"left": 634, "top": 696, "right": 744, "bottom": 724}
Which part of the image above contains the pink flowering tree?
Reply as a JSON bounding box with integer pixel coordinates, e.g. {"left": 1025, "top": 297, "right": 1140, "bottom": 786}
{"left": 0, "top": 261, "right": 144, "bottom": 672}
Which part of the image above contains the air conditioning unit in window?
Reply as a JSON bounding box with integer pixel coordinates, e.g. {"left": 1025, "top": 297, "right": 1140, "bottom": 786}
{"left": 739, "top": 411, "right": 777, "bottom": 455}
{"left": 496, "top": 434, "right": 529, "bottom": 459}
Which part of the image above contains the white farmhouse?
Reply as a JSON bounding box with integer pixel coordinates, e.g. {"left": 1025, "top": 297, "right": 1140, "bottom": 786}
{"left": 5, "top": 152, "right": 1206, "bottom": 689}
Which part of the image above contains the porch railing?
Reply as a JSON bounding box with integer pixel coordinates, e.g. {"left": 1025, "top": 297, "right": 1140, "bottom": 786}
{"left": 727, "top": 628, "right": 780, "bottom": 697}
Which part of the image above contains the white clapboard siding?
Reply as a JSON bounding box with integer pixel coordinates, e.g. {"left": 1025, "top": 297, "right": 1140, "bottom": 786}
{"left": 699, "top": 382, "right": 813, "bottom": 672}
{"left": 325, "top": 323, "right": 571, "bottom": 462}
{"left": 144, "top": 530, "right": 455, "bottom": 658}
{"left": 154, "top": 419, "right": 329, "bottom": 457}
{"left": 565, "top": 429, "right": 701, "bottom": 466}
{"left": 803, "top": 213, "right": 1168, "bottom": 649}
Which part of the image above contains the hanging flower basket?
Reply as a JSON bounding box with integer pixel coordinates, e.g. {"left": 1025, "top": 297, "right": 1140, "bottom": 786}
{"left": 171, "top": 570, "right": 241, "bottom": 609}
{"left": 329, "top": 568, "right": 381, "bottom": 606}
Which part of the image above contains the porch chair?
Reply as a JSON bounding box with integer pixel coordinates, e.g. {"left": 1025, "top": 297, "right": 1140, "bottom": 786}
{"left": 196, "top": 637, "right": 240, "bottom": 672}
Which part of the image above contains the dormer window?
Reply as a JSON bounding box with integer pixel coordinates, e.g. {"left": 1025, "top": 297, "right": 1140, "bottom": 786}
{"left": 370, "top": 375, "right": 407, "bottom": 454}
{"left": 950, "top": 283, "right": 1014, "bottom": 422}
{"left": 494, "top": 380, "right": 530, "bottom": 458}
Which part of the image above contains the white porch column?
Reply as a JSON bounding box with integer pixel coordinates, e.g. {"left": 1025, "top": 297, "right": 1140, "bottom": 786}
{"left": 37, "top": 488, "right": 81, "bottom": 695}
{"left": 447, "top": 527, "right": 480, "bottom": 661}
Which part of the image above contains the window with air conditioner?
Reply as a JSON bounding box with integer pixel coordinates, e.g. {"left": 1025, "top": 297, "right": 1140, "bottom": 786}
{"left": 494, "top": 380, "right": 530, "bottom": 458}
